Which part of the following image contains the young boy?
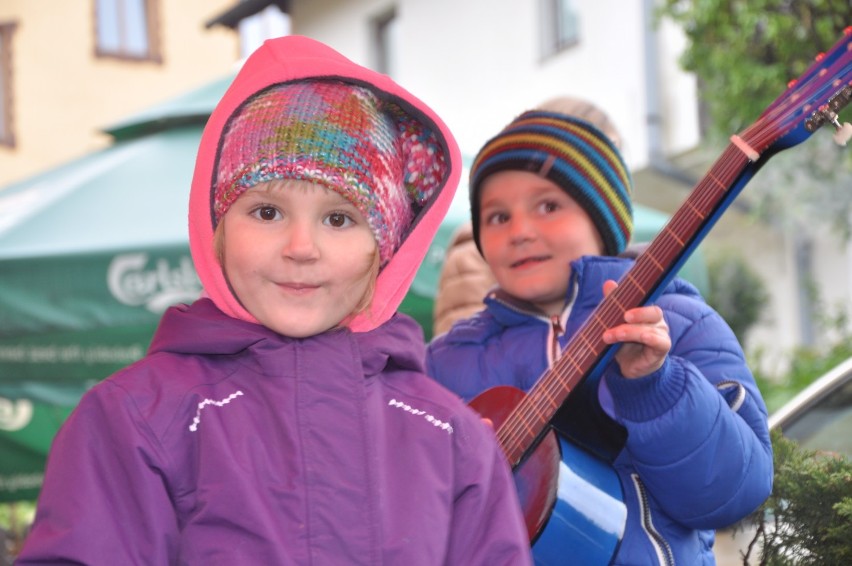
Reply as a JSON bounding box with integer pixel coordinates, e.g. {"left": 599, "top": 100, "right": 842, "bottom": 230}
{"left": 426, "top": 106, "right": 773, "bottom": 564}
{"left": 16, "top": 36, "right": 532, "bottom": 565}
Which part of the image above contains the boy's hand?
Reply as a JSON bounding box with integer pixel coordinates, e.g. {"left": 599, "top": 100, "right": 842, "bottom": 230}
{"left": 600, "top": 280, "right": 671, "bottom": 379}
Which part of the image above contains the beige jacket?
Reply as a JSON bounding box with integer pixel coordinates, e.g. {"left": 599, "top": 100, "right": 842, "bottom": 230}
{"left": 432, "top": 222, "right": 496, "bottom": 336}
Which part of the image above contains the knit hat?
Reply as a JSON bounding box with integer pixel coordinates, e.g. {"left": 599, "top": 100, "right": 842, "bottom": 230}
{"left": 468, "top": 110, "right": 633, "bottom": 256}
{"left": 213, "top": 80, "right": 448, "bottom": 265}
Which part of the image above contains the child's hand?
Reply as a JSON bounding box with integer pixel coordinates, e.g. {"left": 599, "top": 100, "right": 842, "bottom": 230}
{"left": 600, "top": 280, "right": 671, "bottom": 379}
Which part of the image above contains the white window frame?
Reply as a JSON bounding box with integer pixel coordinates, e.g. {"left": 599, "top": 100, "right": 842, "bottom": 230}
{"left": 540, "top": 0, "right": 580, "bottom": 59}
{"left": 94, "top": 0, "right": 161, "bottom": 62}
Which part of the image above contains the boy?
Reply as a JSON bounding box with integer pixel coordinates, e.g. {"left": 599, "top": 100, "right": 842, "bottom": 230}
{"left": 426, "top": 107, "right": 773, "bottom": 564}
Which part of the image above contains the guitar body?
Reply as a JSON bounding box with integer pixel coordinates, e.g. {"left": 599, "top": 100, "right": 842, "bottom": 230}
{"left": 470, "top": 386, "right": 626, "bottom": 565}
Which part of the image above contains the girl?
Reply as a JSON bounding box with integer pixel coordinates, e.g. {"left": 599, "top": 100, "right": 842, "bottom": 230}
{"left": 17, "top": 36, "right": 532, "bottom": 565}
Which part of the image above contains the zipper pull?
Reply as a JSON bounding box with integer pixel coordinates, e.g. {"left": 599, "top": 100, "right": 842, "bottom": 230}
{"left": 550, "top": 315, "right": 564, "bottom": 362}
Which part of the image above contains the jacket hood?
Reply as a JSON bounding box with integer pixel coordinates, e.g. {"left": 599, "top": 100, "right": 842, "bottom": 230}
{"left": 188, "top": 36, "right": 461, "bottom": 333}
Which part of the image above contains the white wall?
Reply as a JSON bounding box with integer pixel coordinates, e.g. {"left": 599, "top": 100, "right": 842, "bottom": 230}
{"left": 291, "top": 0, "right": 700, "bottom": 167}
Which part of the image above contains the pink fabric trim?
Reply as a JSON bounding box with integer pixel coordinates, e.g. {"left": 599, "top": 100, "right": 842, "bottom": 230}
{"left": 189, "top": 36, "right": 461, "bottom": 333}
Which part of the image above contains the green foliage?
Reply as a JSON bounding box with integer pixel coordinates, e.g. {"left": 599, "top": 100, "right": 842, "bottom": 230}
{"left": 705, "top": 251, "right": 770, "bottom": 344}
{"left": 739, "top": 430, "right": 852, "bottom": 565}
{"left": 657, "top": 0, "right": 848, "bottom": 138}
{"left": 657, "top": 1, "right": 852, "bottom": 245}
{"left": 0, "top": 501, "right": 34, "bottom": 561}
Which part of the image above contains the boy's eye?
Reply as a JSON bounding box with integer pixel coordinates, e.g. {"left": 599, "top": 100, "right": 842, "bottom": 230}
{"left": 325, "top": 212, "right": 353, "bottom": 228}
{"left": 538, "top": 200, "right": 560, "bottom": 214}
{"left": 484, "top": 211, "right": 508, "bottom": 226}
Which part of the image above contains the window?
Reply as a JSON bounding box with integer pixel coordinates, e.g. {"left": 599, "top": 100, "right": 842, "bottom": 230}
{"left": 238, "top": 4, "right": 291, "bottom": 59}
{"left": 95, "top": 0, "right": 161, "bottom": 62}
{"left": 371, "top": 8, "right": 398, "bottom": 76}
{"left": 540, "top": 0, "right": 580, "bottom": 58}
{"left": 0, "top": 21, "right": 16, "bottom": 148}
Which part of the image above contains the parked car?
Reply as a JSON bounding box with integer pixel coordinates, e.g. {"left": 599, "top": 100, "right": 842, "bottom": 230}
{"left": 767, "top": 356, "right": 852, "bottom": 457}
{"left": 714, "top": 356, "right": 852, "bottom": 565}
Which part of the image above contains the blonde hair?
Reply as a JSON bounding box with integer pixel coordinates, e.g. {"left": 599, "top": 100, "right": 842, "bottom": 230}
{"left": 346, "top": 248, "right": 381, "bottom": 320}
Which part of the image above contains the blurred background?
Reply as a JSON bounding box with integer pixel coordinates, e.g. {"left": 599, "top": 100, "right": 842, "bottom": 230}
{"left": 0, "top": 1, "right": 850, "bottom": 562}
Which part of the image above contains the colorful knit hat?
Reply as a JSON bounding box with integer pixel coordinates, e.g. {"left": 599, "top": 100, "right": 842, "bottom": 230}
{"left": 213, "top": 80, "right": 448, "bottom": 265}
{"left": 468, "top": 110, "right": 633, "bottom": 256}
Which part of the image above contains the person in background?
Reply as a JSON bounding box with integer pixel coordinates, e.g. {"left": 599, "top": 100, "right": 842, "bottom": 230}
{"left": 16, "top": 36, "right": 532, "bottom": 565}
{"left": 426, "top": 99, "right": 773, "bottom": 564}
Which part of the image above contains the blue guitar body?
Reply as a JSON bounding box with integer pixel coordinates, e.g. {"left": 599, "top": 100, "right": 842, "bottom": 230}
{"left": 469, "top": 385, "right": 626, "bottom": 564}
{"left": 533, "top": 435, "right": 626, "bottom": 564}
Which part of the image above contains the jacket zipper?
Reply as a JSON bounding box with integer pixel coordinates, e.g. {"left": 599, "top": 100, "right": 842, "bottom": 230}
{"left": 488, "top": 294, "right": 570, "bottom": 368}
{"left": 550, "top": 315, "right": 564, "bottom": 366}
{"left": 631, "top": 473, "right": 675, "bottom": 566}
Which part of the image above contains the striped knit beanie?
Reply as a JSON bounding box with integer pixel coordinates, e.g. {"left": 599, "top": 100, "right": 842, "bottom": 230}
{"left": 469, "top": 110, "right": 633, "bottom": 256}
{"left": 213, "top": 80, "right": 448, "bottom": 266}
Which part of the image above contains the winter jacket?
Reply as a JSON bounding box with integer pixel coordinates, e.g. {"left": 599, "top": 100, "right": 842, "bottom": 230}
{"left": 18, "top": 36, "right": 532, "bottom": 565}
{"left": 18, "top": 300, "right": 531, "bottom": 565}
{"left": 426, "top": 255, "right": 773, "bottom": 565}
{"left": 432, "top": 221, "right": 496, "bottom": 336}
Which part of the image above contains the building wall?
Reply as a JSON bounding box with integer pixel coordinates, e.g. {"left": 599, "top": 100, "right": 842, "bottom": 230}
{"left": 290, "top": 0, "right": 701, "bottom": 166}
{"left": 0, "top": 0, "right": 240, "bottom": 186}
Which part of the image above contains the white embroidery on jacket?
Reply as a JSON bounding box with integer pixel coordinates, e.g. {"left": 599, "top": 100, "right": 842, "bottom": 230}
{"left": 188, "top": 390, "right": 244, "bottom": 432}
{"left": 388, "top": 398, "right": 454, "bottom": 434}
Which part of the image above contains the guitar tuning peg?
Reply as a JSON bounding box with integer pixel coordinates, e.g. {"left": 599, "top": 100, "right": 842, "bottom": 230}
{"left": 832, "top": 120, "right": 852, "bottom": 146}
{"left": 825, "top": 86, "right": 852, "bottom": 145}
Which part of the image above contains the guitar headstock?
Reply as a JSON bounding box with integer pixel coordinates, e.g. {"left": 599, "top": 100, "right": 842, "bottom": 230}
{"left": 741, "top": 27, "right": 852, "bottom": 156}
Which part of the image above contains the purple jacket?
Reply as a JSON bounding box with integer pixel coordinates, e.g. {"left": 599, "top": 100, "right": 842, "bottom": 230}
{"left": 17, "top": 300, "right": 531, "bottom": 564}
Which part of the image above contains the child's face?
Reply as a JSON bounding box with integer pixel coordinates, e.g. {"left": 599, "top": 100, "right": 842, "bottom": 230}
{"left": 479, "top": 171, "right": 604, "bottom": 316}
{"left": 221, "top": 180, "right": 378, "bottom": 337}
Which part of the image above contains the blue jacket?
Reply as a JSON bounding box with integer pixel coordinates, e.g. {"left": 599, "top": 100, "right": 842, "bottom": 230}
{"left": 426, "top": 255, "right": 773, "bottom": 565}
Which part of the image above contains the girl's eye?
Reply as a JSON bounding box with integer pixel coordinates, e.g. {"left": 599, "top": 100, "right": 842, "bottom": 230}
{"left": 251, "top": 206, "right": 281, "bottom": 221}
{"left": 325, "top": 212, "right": 353, "bottom": 228}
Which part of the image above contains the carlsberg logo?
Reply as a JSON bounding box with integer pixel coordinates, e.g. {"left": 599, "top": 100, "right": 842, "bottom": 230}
{"left": 108, "top": 253, "right": 202, "bottom": 313}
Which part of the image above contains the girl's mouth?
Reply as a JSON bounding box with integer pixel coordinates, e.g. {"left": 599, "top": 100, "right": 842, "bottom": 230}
{"left": 278, "top": 282, "right": 321, "bottom": 294}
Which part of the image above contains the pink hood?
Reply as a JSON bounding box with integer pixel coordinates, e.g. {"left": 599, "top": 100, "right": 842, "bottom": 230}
{"left": 188, "top": 36, "right": 461, "bottom": 333}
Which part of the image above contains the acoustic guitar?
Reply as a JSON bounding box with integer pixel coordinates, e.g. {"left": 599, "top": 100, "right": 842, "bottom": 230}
{"left": 470, "top": 27, "right": 852, "bottom": 564}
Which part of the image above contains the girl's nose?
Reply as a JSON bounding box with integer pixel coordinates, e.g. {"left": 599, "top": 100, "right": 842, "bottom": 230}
{"left": 282, "top": 221, "right": 320, "bottom": 261}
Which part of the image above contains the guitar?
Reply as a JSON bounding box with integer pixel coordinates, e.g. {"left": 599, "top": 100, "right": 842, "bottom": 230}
{"left": 470, "top": 27, "right": 852, "bottom": 564}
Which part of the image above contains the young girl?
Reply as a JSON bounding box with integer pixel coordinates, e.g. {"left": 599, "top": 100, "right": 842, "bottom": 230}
{"left": 17, "top": 36, "right": 532, "bottom": 565}
{"left": 426, "top": 105, "right": 774, "bottom": 565}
